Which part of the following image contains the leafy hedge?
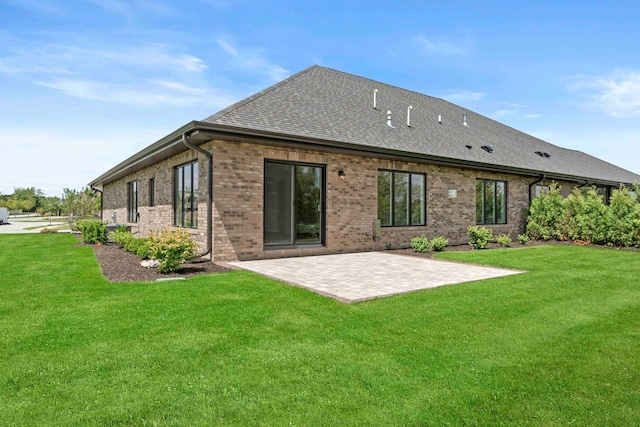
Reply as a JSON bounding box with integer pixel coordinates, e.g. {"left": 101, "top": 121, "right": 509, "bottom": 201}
{"left": 77, "top": 219, "right": 107, "bottom": 244}
{"left": 526, "top": 182, "right": 640, "bottom": 247}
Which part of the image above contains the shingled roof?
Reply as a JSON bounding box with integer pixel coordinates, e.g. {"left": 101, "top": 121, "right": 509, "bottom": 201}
{"left": 91, "top": 65, "right": 640, "bottom": 188}
{"left": 203, "top": 65, "right": 640, "bottom": 185}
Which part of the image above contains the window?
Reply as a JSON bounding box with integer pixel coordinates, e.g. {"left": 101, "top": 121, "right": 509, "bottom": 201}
{"left": 476, "top": 179, "right": 507, "bottom": 224}
{"left": 174, "top": 161, "right": 198, "bottom": 228}
{"left": 127, "top": 181, "right": 137, "bottom": 223}
{"left": 149, "top": 178, "right": 155, "bottom": 207}
{"left": 378, "top": 170, "right": 426, "bottom": 226}
{"left": 264, "top": 161, "right": 324, "bottom": 246}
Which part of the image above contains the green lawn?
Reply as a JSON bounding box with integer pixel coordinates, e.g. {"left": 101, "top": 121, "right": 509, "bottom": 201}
{"left": 1, "top": 234, "right": 639, "bottom": 426}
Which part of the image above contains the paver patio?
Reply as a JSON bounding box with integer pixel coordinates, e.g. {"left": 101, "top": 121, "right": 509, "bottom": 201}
{"left": 230, "top": 252, "right": 525, "bottom": 303}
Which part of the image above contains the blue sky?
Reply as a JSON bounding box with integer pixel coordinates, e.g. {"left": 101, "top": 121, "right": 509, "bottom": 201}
{"left": 1, "top": 0, "right": 639, "bottom": 196}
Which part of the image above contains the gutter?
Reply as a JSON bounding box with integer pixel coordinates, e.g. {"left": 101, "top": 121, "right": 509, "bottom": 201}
{"left": 181, "top": 132, "right": 212, "bottom": 260}
{"left": 528, "top": 174, "right": 546, "bottom": 204}
{"left": 90, "top": 185, "right": 103, "bottom": 221}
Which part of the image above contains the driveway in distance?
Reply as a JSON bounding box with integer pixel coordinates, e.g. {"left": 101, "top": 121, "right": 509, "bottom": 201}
{"left": 230, "top": 252, "right": 524, "bottom": 303}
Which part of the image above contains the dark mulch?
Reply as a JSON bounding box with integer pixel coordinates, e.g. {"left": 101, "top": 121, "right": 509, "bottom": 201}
{"left": 77, "top": 236, "right": 229, "bottom": 283}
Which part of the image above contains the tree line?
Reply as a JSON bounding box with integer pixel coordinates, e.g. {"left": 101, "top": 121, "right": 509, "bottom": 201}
{"left": 0, "top": 187, "right": 101, "bottom": 220}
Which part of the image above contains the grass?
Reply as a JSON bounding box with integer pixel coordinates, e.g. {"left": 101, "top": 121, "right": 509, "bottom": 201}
{"left": 1, "top": 234, "right": 639, "bottom": 426}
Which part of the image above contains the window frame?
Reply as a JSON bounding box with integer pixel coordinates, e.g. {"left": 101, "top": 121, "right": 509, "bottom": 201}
{"left": 377, "top": 169, "right": 427, "bottom": 227}
{"left": 149, "top": 178, "right": 156, "bottom": 207}
{"left": 174, "top": 161, "right": 199, "bottom": 228}
{"left": 476, "top": 178, "right": 507, "bottom": 225}
{"left": 263, "top": 160, "right": 326, "bottom": 248}
{"left": 127, "top": 180, "right": 138, "bottom": 223}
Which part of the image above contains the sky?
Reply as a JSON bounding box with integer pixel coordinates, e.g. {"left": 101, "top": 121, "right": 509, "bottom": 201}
{"left": 1, "top": 0, "right": 640, "bottom": 196}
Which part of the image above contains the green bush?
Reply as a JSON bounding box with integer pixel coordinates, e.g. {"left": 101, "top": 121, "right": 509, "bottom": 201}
{"left": 115, "top": 225, "right": 128, "bottom": 233}
{"left": 430, "top": 236, "right": 449, "bottom": 251}
{"left": 517, "top": 234, "right": 529, "bottom": 245}
{"left": 136, "top": 241, "right": 152, "bottom": 260}
{"left": 77, "top": 219, "right": 107, "bottom": 244}
{"left": 496, "top": 234, "right": 512, "bottom": 247}
{"left": 109, "top": 229, "right": 133, "bottom": 247}
{"left": 526, "top": 182, "right": 566, "bottom": 240}
{"left": 560, "top": 187, "right": 610, "bottom": 244}
{"left": 148, "top": 228, "right": 198, "bottom": 273}
{"left": 608, "top": 187, "right": 640, "bottom": 247}
{"left": 468, "top": 226, "right": 493, "bottom": 250}
{"left": 410, "top": 235, "right": 431, "bottom": 253}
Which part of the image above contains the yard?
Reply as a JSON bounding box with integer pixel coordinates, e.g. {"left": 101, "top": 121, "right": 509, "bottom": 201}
{"left": 1, "top": 234, "right": 639, "bottom": 426}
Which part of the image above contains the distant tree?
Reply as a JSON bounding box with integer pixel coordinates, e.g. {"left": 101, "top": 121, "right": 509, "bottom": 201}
{"left": 4, "top": 187, "right": 44, "bottom": 212}
{"left": 61, "top": 187, "right": 100, "bottom": 224}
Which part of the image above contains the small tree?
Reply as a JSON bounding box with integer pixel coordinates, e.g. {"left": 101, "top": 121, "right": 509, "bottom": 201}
{"left": 526, "top": 182, "right": 565, "bottom": 240}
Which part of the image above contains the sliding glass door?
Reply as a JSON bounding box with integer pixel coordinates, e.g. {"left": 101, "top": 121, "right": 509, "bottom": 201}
{"left": 264, "top": 161, "right": 324, "bottom": 246}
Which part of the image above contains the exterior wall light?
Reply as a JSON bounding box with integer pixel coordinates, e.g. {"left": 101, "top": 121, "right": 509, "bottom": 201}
{"left": 338, "top": 169, "right": 346, "bottom": 180}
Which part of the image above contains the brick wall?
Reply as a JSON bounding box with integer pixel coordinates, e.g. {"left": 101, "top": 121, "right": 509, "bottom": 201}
{"left": 101, "top": 137, "right": 584, "bottom": 262}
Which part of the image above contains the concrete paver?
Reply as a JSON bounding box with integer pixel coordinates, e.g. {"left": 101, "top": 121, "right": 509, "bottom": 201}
{"left": 230, "top": 252, "right": 524, "bottom": 303}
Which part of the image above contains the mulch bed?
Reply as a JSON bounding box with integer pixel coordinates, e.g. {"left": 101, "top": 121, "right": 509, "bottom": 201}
{"left": 80, "top": 234, "right": 637, "bottom": 283}
{"left": 77, "top": 236, "right": 229, "bottom": 283}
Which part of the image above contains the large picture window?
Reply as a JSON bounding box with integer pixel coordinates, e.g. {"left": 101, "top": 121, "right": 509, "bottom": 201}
{"left": 476, "top": 179, "right": 507, "bottom": 224}
{"left": 264, "top": 161, "right": 324, "bottom": 246}
{"left": 378, "top": 170, "right": 426, "bottom": 226}
{"left": 174, "top": 161, "right": 198, "bottom": 228}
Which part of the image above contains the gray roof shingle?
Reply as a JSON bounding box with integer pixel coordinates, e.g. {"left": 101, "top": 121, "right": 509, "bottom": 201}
{"left": 204, "top": 65, "right": 640, "bottom": 185}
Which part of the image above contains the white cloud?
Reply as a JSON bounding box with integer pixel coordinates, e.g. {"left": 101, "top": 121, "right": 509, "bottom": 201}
{"left": 35, "top": 78, "right": 236, "bottom": 108}
{"left": 442, "top": 89, "right": 486, "bottom": 103}
{"left": 216, "top": 38, "right": 290, "bottom": 82}
{"left": 568, "top": 70, "right": 640, "bottom": 117}
{"left": 494, "top": 109, "right": 516, "bottom": 117}
{"left": 524, "top": 113, "right": 542, "bottom": 119}
{"left": 414, "top": 35, "right": 468, "bottom": 56}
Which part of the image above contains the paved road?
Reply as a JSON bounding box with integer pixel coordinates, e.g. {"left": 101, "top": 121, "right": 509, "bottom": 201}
{"left": 0, "top": 216, "right": 69, "bottom": 234}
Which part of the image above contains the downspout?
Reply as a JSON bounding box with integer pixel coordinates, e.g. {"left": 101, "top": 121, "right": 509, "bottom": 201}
{"left": 182, "top": 132, "right": 212, "bottom": 260}
{"left": 576, "top": 180, "right": 589, "bottom": 189}
{"left": 528, "top": 174, "right": 546, "bottom": 204}
{"left": 90, "top": 185, "right": 103, "bottom": 221}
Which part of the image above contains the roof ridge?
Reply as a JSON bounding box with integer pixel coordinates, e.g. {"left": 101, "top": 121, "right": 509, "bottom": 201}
{"left": 204, "top": 65, "right": 319, "bottom": 123}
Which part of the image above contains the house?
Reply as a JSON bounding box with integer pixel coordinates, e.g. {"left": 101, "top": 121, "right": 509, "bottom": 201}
{"left": 89, "top": 65, "right": 640, "bottom": 262}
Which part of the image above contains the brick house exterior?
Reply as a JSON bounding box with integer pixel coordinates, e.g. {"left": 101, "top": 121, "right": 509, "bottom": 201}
{"left": 93, "top": 66, "right": 640, "bottom": 262}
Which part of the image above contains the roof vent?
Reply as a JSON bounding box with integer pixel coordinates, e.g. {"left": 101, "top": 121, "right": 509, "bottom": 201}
{"left": 373, "top": 89, "right": 378, "bottom": 110}
{"left": 481, "top": 145, "right": 493, "bottom": 153}
{"left": 463, "top": 113, "right": 468, "bottom": 127}
{"left": 543, "top": 152, "right": 551, "bottom": 158}
{"left": 465, "top": 145, "right": 473, "bottom": 149}
{"left": 535, "top": 151, "right": 543, "bottom": 157}
{"left": 406, "top": 106, "right": 413, "bottom": 127}
{"left": 438, "top": 114, "right": 442, "bottom": 124}
{"left": 386, "top": 110, "right": 396, "bottom": 128}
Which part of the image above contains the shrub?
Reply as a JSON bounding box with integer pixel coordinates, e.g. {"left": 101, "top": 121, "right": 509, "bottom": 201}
{"left": 136, "top": 241, "right": 152, "bottom": 260}
{"left": 468, "top": 226, "right": 493, "bottom": 250}
{"left": 77, "top": 219, "right": 107, "bottom": 244}
{"left": 40, "top": 228, "right": 58, "bottom": 234}
{"left": 517, "top": 234, "right": 529, "bottom": 245}
{"left": 124, "top": 236, "right": 143, "bottom": 254}
{"left": 148, "top": 228, "right": 198, "bottom": 273}
{"left": 608, "top": 187, "right": 640, "bottom": 247}
{"left": 410, "top": 235, "right": 431, "bottom": 253}
{"left": 109, "top": 230, "right": 132, "bottom": 247}
{"left": 496, "top": 234, "right": 512, "bottom": 247}
{"left": 526, "top": 182, "right": 565, "bottom": 240}
{"left": 115, "top": 225, "right": 128, "bottom": 233}
{"left": 560, "top": 187, "right": 609, "bottom": 245}
{"left": 430, "top": 236, "right": 449, "bottom": 252}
